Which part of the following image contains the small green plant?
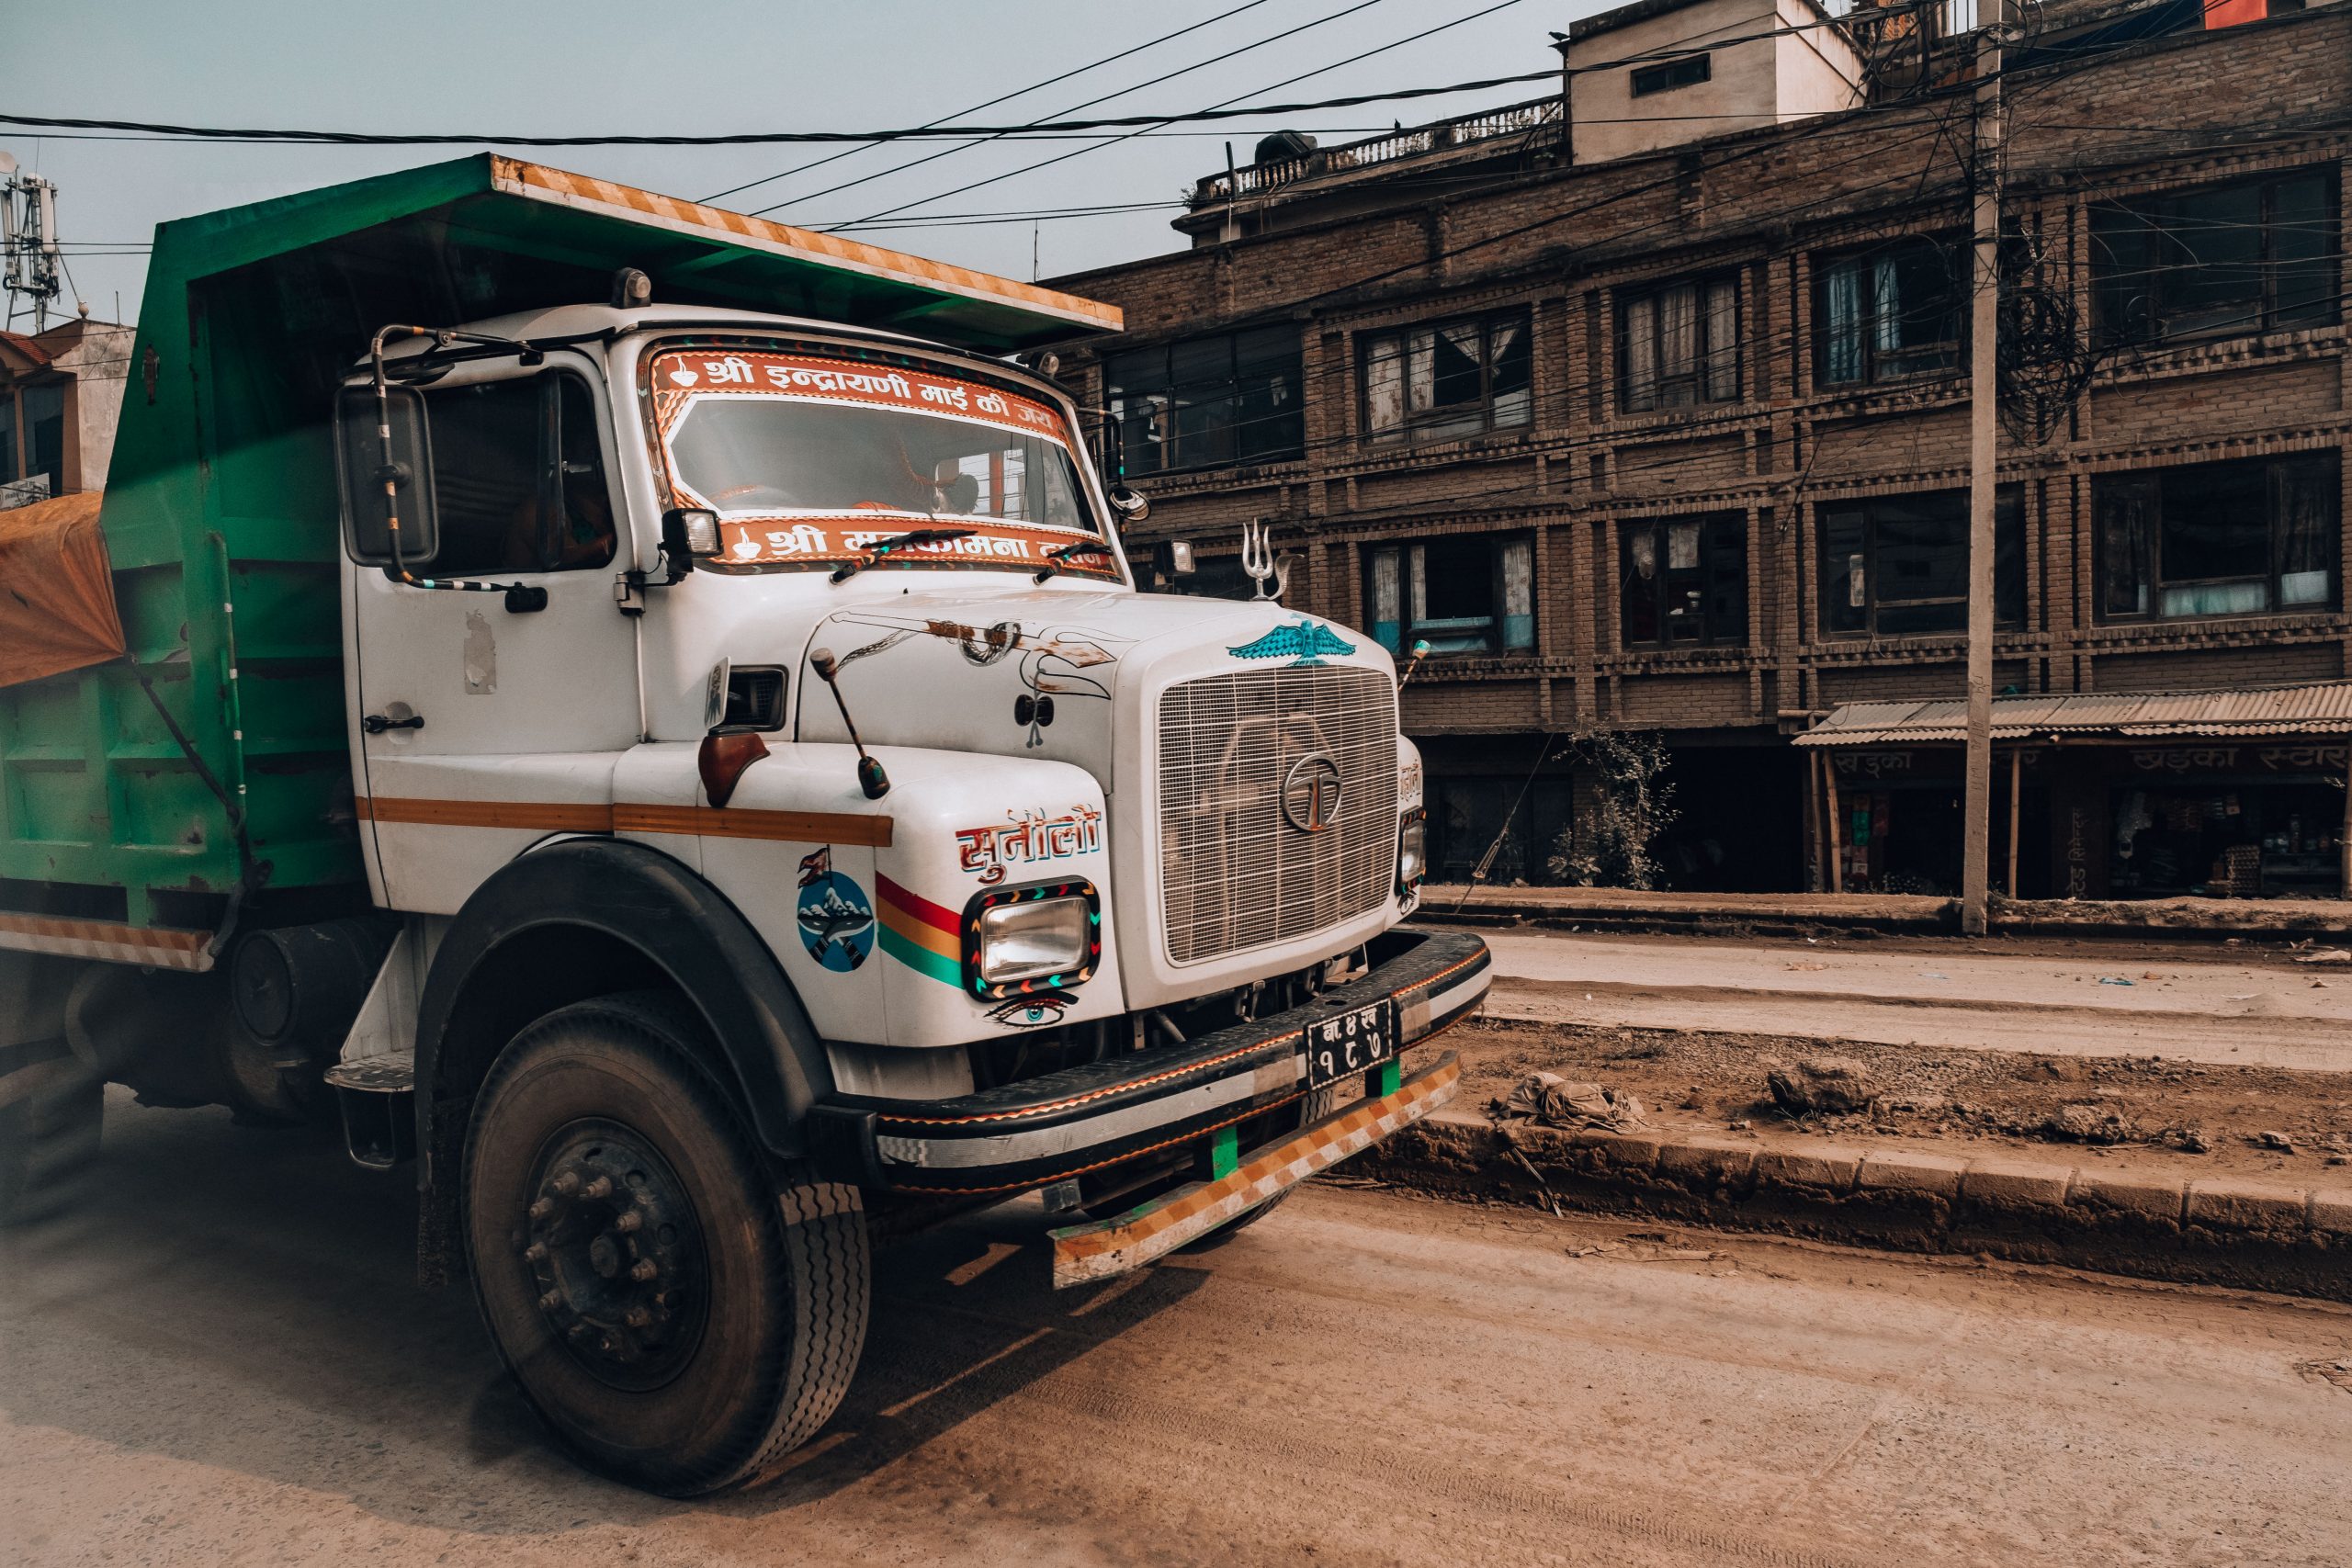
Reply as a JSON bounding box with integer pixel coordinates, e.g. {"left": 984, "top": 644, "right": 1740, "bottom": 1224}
{"left": 1545, "top": 729, "right": 1678, "bottom": 890}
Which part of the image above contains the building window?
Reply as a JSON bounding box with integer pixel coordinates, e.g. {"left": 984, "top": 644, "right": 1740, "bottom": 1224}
{"left": 0, "top": 382, "right": 66, "bottom": 498}
{"left": 2095, "top": 453, "right": 2339, "bottom": 621}
{"left": 1620, "top": 276, "right": 1740, "bottom": 412}
{"left": 1361, "top": 311, "right": 1532, "bottom": 444}
{"left": 1631, "top": 54, "right": 1711, "bottom": 96}
{"left": 1363, "top": 536, "right": 1535, "bottom": 656}
{"left": 1622, "top": 514, "right": 1747, "bottom": 647}
{"left": 1820, "top": 487, "right": 2025, "bottom": 637}
{"left": 2092, "top": 168, "right": 2340, "bottom": 346}
{"left": 1104, "top": 325, "right": 1303, "bottom": 476}
{"left": 1815, "top": 236, "right": 1964, "bottom": 388}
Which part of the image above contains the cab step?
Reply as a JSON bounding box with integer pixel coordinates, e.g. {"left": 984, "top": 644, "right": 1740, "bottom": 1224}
{"left": 324, "top": 1055, "right": 415, "bottom": 1171}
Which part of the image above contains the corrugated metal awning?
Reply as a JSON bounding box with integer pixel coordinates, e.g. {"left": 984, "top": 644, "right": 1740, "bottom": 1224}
{"left": 1793, "top": 682, "right": 2352, "bottom": 747}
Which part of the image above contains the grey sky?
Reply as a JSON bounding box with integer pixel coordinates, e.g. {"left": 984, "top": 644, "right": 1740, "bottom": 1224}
{"left": 9, "top": 0, "right": 1600, "bottom": 328}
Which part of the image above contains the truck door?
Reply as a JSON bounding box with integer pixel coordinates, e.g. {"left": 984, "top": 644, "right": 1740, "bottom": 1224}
{"left": 346, "top": 364, "right": 639, "bottom": 913}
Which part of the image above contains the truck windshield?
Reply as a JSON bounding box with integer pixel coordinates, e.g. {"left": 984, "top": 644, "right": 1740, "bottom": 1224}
{"left": 644, "top": 346, "right": 1115, "bottom": 580}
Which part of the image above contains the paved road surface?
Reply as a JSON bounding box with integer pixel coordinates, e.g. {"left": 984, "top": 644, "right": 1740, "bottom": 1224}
{"left": 1476, "top": 929, "right": 2352, "bottom": 1068}
{"left": 5, "top": 1093, "right": 2350, "bottom": 1567}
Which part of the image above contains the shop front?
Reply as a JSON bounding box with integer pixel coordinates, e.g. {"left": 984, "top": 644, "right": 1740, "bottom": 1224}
{"left": 1796, "top": 684, "right": 2352, "bottom": 902}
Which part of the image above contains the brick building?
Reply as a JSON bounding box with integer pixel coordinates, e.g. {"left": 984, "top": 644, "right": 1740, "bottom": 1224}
{"left": 1047, "top": 0, "right": 2352, "bottom": 900}
{"left": 0, "top": 312, "right": 134, "bottom": 508}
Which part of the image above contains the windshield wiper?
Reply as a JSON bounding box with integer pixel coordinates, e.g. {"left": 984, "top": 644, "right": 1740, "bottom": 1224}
{"left": 830, "top": 528, "right": 976, "bottom": 583}
{"left": 1032, "top": 538, "right": 1117, "bottom": 582}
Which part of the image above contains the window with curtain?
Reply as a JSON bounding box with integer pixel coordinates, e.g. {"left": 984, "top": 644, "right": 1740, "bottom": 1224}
{"left": 1819, "top": 487, "right": 2025, "bottom": 637}
{"left": 1815, "top": 236, "right": 1964, "bottom": 388}
{"left": 2092, "top": 167, "right": 2340, "bottom": 346}
{"left": 1622, "top": 514, "right": 1747, "bottom": 646}
{"left": 1363, "top": 535, "right": 1535, "bottom": 656}
{"left": 1360, "top": 310, "right": 1532, "bottom": 444}
{"left": 1620, "top": 275, "right": 1740, "bottom": 412}
{"left": 1102, "top": 324, "right": 1303, "bottom": 476}
{"left": 2095, "top": 452, "right": 2339, "bottom": 621}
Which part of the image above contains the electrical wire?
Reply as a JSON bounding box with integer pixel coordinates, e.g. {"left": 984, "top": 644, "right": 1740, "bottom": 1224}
{"left": 833, "top": 0, "right": 1547, "bottom": 230}
{"left": 747, "top": 0, "right": 1397, "bottom": 219}
{"left": 699, "top": 0, "right": 1283, "bottom": 206}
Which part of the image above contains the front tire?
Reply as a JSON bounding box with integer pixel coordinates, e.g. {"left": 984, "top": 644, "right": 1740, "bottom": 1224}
{"left": 462, "top": 992, "right": 867, "bottom": 1495}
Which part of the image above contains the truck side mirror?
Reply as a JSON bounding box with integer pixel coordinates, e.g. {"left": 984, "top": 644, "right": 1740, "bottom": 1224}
{"left": 1152, "top": 539, "right": 1195, "bottom": 579}
{"left": 1107, "top": 482, "right": 1149, "bottom": 525}
{"left": 335, "top": 384, "right": 440, "bottom": 567}
{"left": 662, "top": 507, "right": 720, "bottom": 579}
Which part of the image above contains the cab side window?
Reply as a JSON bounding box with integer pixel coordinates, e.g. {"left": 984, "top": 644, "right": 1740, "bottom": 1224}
{"left": 422, "top": 374, "right": 615, "bottom": 576}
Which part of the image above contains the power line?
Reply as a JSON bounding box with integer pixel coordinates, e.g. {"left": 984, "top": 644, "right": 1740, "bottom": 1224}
{"left": 834, "top": 0, "right": 1537, "bottom": 231}
{"left": 699, "top": 0, "right": 1282, "bottom": 206}
{"left": 740, "top": 0, "right": 1393, "bottom": 219}
{"left": 0, "top": 67, "right": 1558, "bottom": 147}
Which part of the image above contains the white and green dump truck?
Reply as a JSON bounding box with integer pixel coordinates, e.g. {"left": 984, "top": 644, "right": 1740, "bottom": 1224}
{"left": 0, "top": 155, "right": 1488, "bottom": 1494}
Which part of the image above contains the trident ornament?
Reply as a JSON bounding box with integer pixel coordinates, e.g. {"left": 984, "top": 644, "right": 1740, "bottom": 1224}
{"left": 1241, "top": 516, "right": 1284, "bottom": 602}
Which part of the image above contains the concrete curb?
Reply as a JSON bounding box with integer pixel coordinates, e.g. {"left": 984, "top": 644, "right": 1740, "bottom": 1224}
{"left": 1422, "top": 887, "right": 2352, "bottom": 942}
{"left": 1363, "top": 1110, "right": 2352, "bottom": 1301}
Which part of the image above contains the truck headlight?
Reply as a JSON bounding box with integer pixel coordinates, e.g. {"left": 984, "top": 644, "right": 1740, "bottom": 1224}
{"left": 1396, "top": 809, "right": 1427, "bottom": 892}
{"left": 963, "top": 879, "right": 1103, "bottom": 998}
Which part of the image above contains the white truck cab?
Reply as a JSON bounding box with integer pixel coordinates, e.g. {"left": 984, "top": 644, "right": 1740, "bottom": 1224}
{"left": 0, "top": 158, "right": 1488, "bottom": 1497}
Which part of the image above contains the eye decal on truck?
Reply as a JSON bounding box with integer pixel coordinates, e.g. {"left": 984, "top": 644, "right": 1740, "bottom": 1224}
{"left": 988, "top": 990, "right": 1077, "bottom": 1030}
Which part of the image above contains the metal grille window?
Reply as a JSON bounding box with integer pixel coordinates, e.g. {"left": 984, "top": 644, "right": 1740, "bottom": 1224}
{"left": 1622, "top": 515, "right": 1747, "bottom": 647}
{"left": 1361, "top": 310, "right": 1532, "bottom": 444}
{"left": 1363, "top": 536, "right": 1535, "bottom": 656}
{"left": 1104, "top": 325, "right": 1303, "bottom": 476}
{"left": 1630, "top": 54, "right": 1711, "bottom": 96}
{"left": 1815, "top": 236, "right": 1964, "bottom": 388}
{"left": 1157, "top": 666, "right": 1398, "bottom": 964}
{"left": 1820, "top": 488, "right": 2024, "bottom": 637}
{"left": 2096, "top": 453, "right": 2340, "bottom": 622}
{"left": 2092, "top": 168, "right": 2340, "bottom": 346}
{"left": 1620, "top": 276, "right": 1740, "bottom": 412}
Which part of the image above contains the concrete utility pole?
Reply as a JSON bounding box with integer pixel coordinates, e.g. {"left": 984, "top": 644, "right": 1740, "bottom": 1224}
{"left": 1961, "top": 0, "right": 2007, "bottom": 936}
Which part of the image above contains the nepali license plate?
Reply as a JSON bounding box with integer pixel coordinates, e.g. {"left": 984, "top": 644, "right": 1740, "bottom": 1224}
{"left": 1302, "top": 1000, "right": 1397, "bottom": 1089}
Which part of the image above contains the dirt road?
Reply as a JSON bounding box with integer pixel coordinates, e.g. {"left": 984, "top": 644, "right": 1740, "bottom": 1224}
{"left": 1478, "top": 929, "right": 2352, "bottom": 1068}
{"left": 6, "top": 1093, "right": 2350, "bottom": 1566}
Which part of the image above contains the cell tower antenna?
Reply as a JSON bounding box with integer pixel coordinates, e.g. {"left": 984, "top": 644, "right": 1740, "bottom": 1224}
{"left": 1, "top": 152, "right": 65, "bottom": 333}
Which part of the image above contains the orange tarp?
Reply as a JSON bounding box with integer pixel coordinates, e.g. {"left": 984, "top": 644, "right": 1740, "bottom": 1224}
{"left": 0, "top": 491, "right": 126, "bottom": 687}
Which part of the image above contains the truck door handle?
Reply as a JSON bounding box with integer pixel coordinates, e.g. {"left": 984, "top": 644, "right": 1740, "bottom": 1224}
{"left": 362, "top": 713, "right": 425, "bottom": 734}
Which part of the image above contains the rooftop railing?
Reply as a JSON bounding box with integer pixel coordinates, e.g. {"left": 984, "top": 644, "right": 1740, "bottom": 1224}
{"left": 1191, "top": 96, "right": 1563, "bottom": 208}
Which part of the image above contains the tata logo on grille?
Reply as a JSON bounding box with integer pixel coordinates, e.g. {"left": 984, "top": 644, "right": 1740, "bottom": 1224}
{"left": 1281, "top": 752, "right": 1344, "bottom": 833}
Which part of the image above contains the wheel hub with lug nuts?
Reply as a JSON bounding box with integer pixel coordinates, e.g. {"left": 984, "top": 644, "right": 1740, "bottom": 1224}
{"left": 521, "top": 1122, "right": 707, "bottom": 1390}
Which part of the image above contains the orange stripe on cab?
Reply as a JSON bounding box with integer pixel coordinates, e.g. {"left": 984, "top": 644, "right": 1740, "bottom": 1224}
{"left": 356, "top": 795, "right": 891, "bottom": 847}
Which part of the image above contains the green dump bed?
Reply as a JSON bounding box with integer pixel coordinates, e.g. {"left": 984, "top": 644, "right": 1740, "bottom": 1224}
{"left": 0, "top": 155, "right": 1119, "bottom": 962}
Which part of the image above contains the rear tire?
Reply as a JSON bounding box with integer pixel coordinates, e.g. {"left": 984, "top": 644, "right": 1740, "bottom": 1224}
{"left": 462, "top": 991, "right": 867, "bottom": 1495}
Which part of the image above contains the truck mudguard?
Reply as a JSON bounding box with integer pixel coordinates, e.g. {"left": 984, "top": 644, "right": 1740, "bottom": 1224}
{"left": 413, "top": 838, "right": 833, "bottom": 1188}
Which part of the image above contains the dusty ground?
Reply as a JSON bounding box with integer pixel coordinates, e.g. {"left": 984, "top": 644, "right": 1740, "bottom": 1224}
{"left": 1476, "top": 928, "right": 2352, "bottom": 1069}
{"left": 6, "top": 1091, "right": 2352, "bottom": 1567}
{"left": 1453, "top": 1013, "right": 2352, "bottom": 1187}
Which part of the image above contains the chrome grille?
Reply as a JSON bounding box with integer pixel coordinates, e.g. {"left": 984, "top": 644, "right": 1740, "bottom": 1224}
{"left": 1157, "top": 665, "right": 1398, "bottom": 964}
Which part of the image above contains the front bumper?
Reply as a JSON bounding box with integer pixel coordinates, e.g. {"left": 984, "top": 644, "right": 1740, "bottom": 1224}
{"left": 804, "top": 926, "right": 1489, "bottom": 1196}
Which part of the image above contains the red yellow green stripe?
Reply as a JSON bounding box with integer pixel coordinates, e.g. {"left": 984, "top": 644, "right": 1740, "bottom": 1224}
{"left": 876, "top": 874, "right": 962, "bottom": 987}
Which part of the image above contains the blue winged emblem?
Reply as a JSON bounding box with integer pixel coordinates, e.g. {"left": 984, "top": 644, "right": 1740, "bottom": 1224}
{"left": 1227, "top": 617, "right": 1357, "bottom": 668}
